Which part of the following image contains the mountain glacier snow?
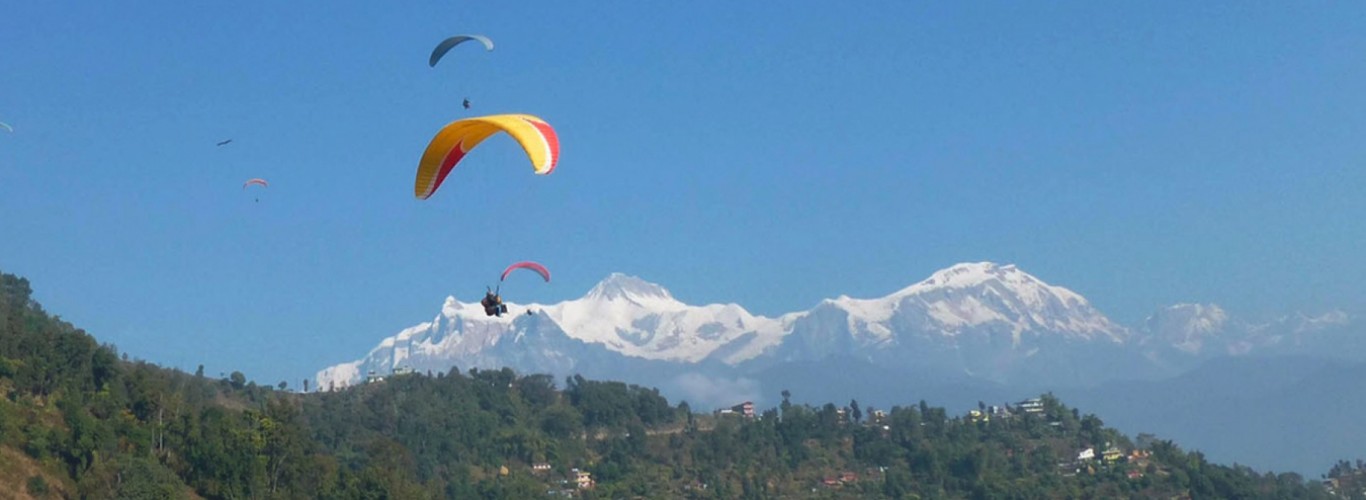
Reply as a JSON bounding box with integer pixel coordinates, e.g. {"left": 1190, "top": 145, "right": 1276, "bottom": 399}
{"left": 316, "top": 262, "right": 1356, "bottom": 404}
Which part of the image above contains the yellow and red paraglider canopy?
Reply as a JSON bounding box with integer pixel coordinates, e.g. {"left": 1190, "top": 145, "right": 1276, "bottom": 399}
{"left": 414, "top": 114, "right": 560, "bottom": 200}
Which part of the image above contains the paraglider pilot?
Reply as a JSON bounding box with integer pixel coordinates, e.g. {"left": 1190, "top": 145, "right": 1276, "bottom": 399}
{"left": 481, "top": 287, "right": 507, "bottom": 317}
{"left": 463, "top": 98, "right": 471, "bottom": 110}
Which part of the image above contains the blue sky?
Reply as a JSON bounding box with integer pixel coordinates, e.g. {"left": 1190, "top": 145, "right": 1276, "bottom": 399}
{"left": 2, "top": 1, "right": 1364, "bottom": 385}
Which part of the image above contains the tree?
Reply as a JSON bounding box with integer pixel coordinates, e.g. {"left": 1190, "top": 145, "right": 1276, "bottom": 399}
{"left": 850, "top": 399, "right": 862, "bottom": 424}
{"left": 229, "top": 371, "right": 246, "bottom": 390}
{"left": 277, "top": 380, "right": 288, "bottom": 391}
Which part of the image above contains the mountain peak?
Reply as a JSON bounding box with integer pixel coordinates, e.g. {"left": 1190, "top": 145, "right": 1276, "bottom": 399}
{"left": 901, "top": 262, "right": 1086, "bottom": 305}
{"left": 1144, "top": 303, "right": 1229, "bottom": 340}
{"left": 917, "top": 262, "right": 1028, "bottom": 289}
{"left": 584, "top": 273, "right": 674, "bottom": 302}
{"left": 854, "top": 261, "right": 1123, "bottom": 342}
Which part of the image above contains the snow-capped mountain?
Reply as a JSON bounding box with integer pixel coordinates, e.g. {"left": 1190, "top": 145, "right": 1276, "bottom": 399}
{"left": 316, "top": 274, "right": 786, "bottom": 391}
{"left": 809, "top": 262, "right": 1124, "bottom": 345}
{"left": 767, "top": 262, "right": 1133, "bottom": 384}
{"left": 541, "top": 273, "right": 788, "bottom": 363}
{"left": 317, "top": 263, "right": 1136, "bottom": 391}
{"left": 1135, "top": 302, "right": 1357, "bottom": 366}
{"left": 1140, "top": 303, "right": 1238, "bottom": 355}
{"left": 315, "top": 262, "right": 1358, "bottom": 402}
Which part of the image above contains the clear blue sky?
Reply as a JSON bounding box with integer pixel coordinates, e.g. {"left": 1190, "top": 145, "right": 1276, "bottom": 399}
{"left": 2, "top": 1, "right": 1364, "bottom": 385}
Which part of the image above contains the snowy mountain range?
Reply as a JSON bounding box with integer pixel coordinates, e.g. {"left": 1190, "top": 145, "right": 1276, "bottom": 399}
{"left": 315, "top": 262, "right": 1358, "bottom": 405}
{"left": 1136, "top": 302, "right": 1357, "bottom": 371}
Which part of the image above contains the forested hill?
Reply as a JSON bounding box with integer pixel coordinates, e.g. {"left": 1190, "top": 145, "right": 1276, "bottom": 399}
{"left": 0, "top": 270, "right": 1344, "bottom": 498}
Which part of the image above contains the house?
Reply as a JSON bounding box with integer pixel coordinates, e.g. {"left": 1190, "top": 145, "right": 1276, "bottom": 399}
{"left": 1127, "top": 469, "right": 1144, "bottom": 480}
{"left": 1018, "top": 398, "right": 1045, "bottom": 414}
{"left": 1077, "top": 448, "right": 1095, "bottom": 461}
{"left": 715, "top": 408, "right": 737, "bottom": 417}
{"left": 365, "top": 370, "right": 384, "bottom": 384}
{"left": 840, "top": 472, "right": 858, "bottom": 483}
{"left": 572, "top": 468, "right": 593, "bottom": 490}
{"left": 730, "top": 401, "right": 755, "bottom": 418}
{"left": 870, "top": 409, "right": 888, "bottom": 425}
{"left": 822, "top": 477, "right": 840, "bottom": 487}
{"left": 1102, "top": 447, "right": 1124, "bottom": 463}
{"left": 968, "top": 410, "right": 989, "bottom": 423}
{"left": 532, "top": 463, "right": 552, "bottom": 473}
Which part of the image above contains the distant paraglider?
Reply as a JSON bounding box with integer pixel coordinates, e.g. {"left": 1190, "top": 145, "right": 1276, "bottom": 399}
{"left": 414, "top": 114, "right": 560, "bottom": 200}
{"left": 0, "top": 122, "right": 12, "bottom": 133}
{"left": 429, "top": 34, "right": 494, "bottom": 68}
{"left": 463, "top": 98, "right": 471, "bottom": 110}
{"left": 216, "top": 139, "right": 233, "bottom": 146}
{"left": 243, "top": 178, "right": 268, "bottom": 203}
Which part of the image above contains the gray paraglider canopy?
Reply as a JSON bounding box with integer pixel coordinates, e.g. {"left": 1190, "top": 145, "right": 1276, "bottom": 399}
{"left": 429, "top": 34, "right": 494, "bottom": 67}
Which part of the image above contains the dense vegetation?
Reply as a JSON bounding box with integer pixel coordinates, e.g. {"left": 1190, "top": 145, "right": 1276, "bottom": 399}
{"left": 0, "top": 270, "right": 1347, "bottom": 498}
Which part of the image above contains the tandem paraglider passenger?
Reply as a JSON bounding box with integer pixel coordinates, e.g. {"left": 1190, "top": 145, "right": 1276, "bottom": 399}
{"left": 481, "top": 288, "right": 507, "bottom": 317}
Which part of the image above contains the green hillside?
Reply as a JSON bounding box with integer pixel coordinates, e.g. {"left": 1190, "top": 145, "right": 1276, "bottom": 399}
{"left": 0, "top": 270, "right": 1341, "bottom": 498}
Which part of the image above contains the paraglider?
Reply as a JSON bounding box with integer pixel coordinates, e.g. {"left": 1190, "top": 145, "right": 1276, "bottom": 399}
{"left": 480, "top": 287, "right": 508, "bottom": 317}
{"left": 462, "top": 98, "right": 471, "bottom": 110}
{"left": 0, "top": 122, "right": 12, "bottom": 133}
{"left": 500, "top": 261, "right": 551, "bottom": 283}
{"left": 243, "top": 178, "right": 267, "bottom": 203}
{"left": 217, "top": 139, "right": 233, "bottom": 146}
{"left": 429, "top": 34, "right": 494, "bottom": 67}
{"left": 497, "top": 262, "right": 548, "bottom": 316}
{"left": 414, "top": 114, "right": 560, "bottom": 200}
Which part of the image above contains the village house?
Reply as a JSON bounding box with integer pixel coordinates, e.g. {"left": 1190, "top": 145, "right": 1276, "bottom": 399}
{"left": 870, "top": 409, "right": 888, "bottom": 425}
{"left": 968, "top": 409, "right": 989, "bottom": 423}
{"left": 532, "top": 463, "right": 552, "bottom": 473}
{"left": 715, "top": 401, "right": 756, "bottom": 418}
{"left": 731, "top": 401, "right": 755, "bottom": 418}
{"left": 572, "top": 468, "right": 593, "bottom": 490}
{"left": 1017, "top": 398, "right": 1045, "bottom": 415}
{"left": 1077, "top": 447, "right": 1095, "bottom": 461}
{"left": 1102, "top": 447, "right": 1124, "bottom": 463}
